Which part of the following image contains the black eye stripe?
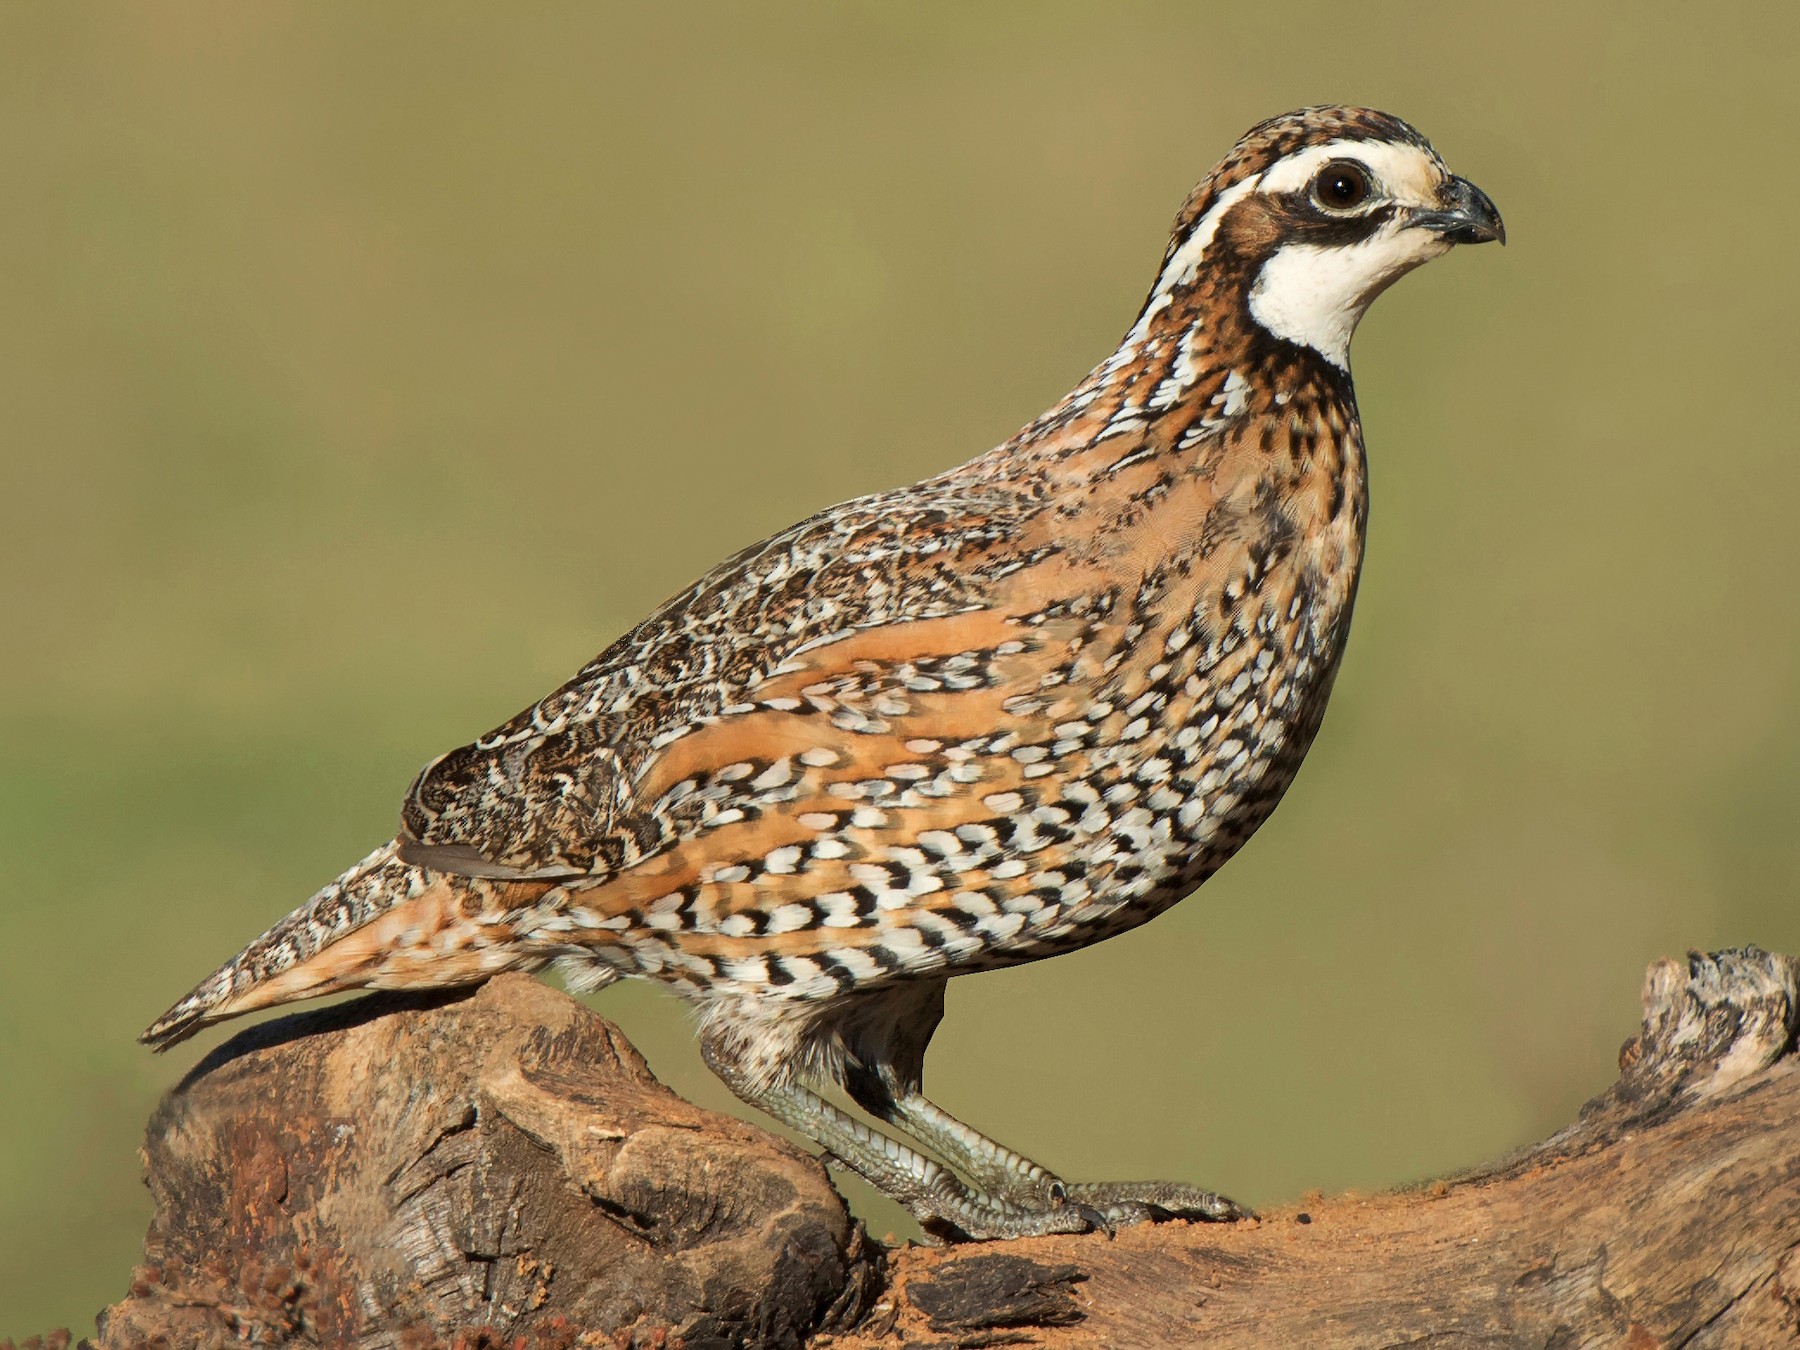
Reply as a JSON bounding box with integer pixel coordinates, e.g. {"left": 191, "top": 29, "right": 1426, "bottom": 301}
{"left": 1275, "top": 196, "right": 1399, "bottom": 246}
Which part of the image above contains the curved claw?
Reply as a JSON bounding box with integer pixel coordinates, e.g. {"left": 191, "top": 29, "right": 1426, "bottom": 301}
{"left": 1068, "top": 1201, "right": 1114, "bottom": 1237}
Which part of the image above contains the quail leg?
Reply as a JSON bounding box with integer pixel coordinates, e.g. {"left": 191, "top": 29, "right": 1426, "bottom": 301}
{"left": 702, "top": 1039, "right": 1099, "bottom": 1239}
{"left": 844, "top": 1058, "right": 1251, "bottom": 1230}
{"left": 843, "top": 1057, "right": 1065, "bottom": 1205}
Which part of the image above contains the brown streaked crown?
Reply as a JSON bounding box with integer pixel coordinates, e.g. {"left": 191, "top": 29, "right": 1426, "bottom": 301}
{"left": 1163, "top": 105, "right": 1437, "bottom": 249}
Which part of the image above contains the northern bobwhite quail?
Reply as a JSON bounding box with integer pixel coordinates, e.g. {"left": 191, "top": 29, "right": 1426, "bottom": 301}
{"left": 144, "top": 105, "right": 1503, "bottom": 1240}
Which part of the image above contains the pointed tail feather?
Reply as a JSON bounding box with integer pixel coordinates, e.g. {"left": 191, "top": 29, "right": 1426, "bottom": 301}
{"left": 140, "top": 964, "right": 236, "bottom": 1051}
{"left": 140, "top": 840, "right": 434, "bottom": 1051}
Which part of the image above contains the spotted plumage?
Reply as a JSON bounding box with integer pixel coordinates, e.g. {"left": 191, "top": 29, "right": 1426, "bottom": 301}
{"left": 144, "top": 106, "right": 1502, "bottom": 1240}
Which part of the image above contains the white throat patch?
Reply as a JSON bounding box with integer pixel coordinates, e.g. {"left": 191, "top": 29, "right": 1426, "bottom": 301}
{"left": 1247, "top": 222, "right": 1451, "bottom": 369}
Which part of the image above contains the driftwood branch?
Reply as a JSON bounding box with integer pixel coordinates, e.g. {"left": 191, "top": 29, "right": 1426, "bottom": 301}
{"left": 85, "top": 948, "right": 1800, "bottom": 1349}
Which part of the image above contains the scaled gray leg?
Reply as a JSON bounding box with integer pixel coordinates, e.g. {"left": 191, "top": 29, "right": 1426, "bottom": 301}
{"left": 700, "top": 1033, "right": 1096, "bottom": 1240}
{"left": 836, "top": 980, "right": 1251, "bottom": 1232}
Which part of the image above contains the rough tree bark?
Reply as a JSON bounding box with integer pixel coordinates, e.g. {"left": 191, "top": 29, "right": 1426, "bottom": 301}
{"left": 83, "top": 947, "right": 1800, "bottom": 1349}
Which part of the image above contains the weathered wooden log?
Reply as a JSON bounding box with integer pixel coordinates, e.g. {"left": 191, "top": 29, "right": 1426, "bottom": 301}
{"left": 87, "top": 947, "right": 1800, "bottom": 1348}
{"left": 93, "top": 976, "right": 875, "bottom": 1349}
{"left": 833, "top": 947, "right": 1800, "bottom": 1349}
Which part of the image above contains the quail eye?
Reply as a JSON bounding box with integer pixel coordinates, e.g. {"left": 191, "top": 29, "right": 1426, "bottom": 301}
{"left": 1313, "top": 162, "right": 1371, "bottom": 211}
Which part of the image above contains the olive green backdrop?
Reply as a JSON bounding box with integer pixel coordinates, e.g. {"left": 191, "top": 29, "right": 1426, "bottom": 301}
{"left": 4, "top": 2, "right": 1797, "bottom": 1335}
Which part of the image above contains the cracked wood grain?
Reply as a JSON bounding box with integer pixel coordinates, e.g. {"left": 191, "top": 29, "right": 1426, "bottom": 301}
{"left": 88, "top": 948, "right": 1799, "bottom": 1349}
{"left": 97, "top": 975, "right": 874, "bottom": 1349}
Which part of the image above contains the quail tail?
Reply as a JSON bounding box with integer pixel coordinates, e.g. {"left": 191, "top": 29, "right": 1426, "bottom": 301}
{"left": 139, "top": 841, "right": 544, "bottom": 1050}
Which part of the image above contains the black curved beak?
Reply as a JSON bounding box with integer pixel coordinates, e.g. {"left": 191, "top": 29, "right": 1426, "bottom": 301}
{"left": 1410, "top": 175, "right": 1505, "bottom": 246}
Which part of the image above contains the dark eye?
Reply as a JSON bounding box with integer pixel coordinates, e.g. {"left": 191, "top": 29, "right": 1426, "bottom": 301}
{"left": 1313, "top": 162, "right": 1370, "bottom": 211}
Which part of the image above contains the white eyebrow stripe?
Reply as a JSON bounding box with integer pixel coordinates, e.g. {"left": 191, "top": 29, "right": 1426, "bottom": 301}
{"left": 1256, "top": 139, "right": 1443, "bottom": 199}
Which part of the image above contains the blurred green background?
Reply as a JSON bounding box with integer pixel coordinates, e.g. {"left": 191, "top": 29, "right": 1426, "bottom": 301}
{"left": 5, "top": 1, "right": 1799, "bottom": 1335}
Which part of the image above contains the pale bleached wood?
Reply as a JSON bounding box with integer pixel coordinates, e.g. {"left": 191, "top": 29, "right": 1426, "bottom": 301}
{"left": 830, "top": 948, "right": 1800, "bottom": 1350}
